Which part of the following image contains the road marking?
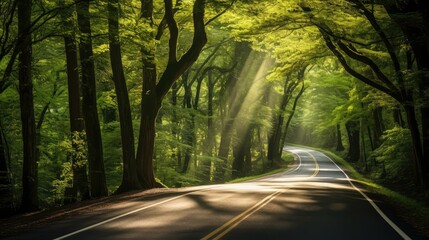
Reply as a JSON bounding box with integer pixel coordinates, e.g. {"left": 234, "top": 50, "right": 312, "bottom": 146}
{"left": 54, "top": 189, "right": 209, "bottom": 240}
{"left": 255, "top": 149, "right": 303, "bottom": 182}
{"left": 201, "top": 189, "right": 286, "bottom": 240}
{"left": 315, "top": 150, "right": 412, "bottom": 240}
{"left": 307, "top": 151, "right": 319, "bottom": 177}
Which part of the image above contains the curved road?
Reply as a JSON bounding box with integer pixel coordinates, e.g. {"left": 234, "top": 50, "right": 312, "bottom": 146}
{"left": 8, "top": 147, "right": 413, "bottom": 239}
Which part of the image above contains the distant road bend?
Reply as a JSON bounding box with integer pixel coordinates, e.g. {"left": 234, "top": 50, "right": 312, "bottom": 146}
{"left": 10, "top": 147, "right": 412, "bottom": 240}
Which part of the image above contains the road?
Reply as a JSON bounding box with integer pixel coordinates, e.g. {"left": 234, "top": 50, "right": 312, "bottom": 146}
{"left": 7, "top": 147, "right": 413, "bottom": 240}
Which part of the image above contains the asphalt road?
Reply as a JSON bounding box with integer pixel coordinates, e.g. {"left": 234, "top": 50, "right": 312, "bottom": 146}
{"left": 7, "top": 147, "right": 413, "bottom": 240}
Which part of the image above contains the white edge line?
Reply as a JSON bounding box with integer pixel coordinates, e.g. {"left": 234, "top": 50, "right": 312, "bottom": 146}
{"left": 254, "top": 149, "right": 302, "bottom": 182}
{"left": 316, "top": 150, "right": 412, "bottom": 240}
{"left": 288, "top": 150, "right": 303, "bottom": 175}
{"left": 53, "top": 190, "right": 198, "bottom": 240}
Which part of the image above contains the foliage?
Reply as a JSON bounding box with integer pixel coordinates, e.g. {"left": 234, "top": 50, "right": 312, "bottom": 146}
{"left": 371, "top": 126, "right": 413, "bottom": 184}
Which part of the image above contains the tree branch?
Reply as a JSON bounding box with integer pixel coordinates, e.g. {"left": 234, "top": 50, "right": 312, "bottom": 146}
{"left": 321, "top": 31, "right": 402, "bottom": 102}
{"left": 335, "top": 40, "right": 401, "bottom": 95}
{"left": 164, "top": 0, "right": 178, "bottom": 64}
{"left": 157, "top": 0, "right": 207, "bottom": 98}
{"left": 205, "top": 0, "right": 236, "bottom": 26}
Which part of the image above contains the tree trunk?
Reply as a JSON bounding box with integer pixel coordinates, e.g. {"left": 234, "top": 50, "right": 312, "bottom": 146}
{"left": 0, "top": 121, "right": 14, "bottom": 217}
{"left": 336, "top": 124, "right": 345, "bottom": 151}
{"left": 135, "top": 80, "right": 159, "bottom": 188}
{"left": 136, "top": 0, "right": 207, "bottom": 188}
{"left": 199, "top": 71, "right": 216, "bottom": 182}
{"left": 372, "top": 107, "right": 385, "bottom": 148}
{"left": 382, "top": 0, "right": 429, "bottom": 188}
{"left": 18, "top": 0, "right": 39, "bottom": 211}
{"left": 244, "top": 129, "right": 252, "bottom": 175}
{"left": 281, "top": 80, "right": 305, "bottom": 153}
{"left": 411, "top": 37, "right": 429, "bottom": 188}
{"left": 75, "top": 0, "right": 108, "bottom": 197}
{"left": 64, "top": 38, "right": 90, "bottom": 202}
{"left": 360, "top": 118, "right": 368, "bottom": 170}
{"left": 108, "top": 0, "right": 140, "bottom": 193}
{"left": 392, "top": 107, "right": 404, "bottom": 127}
{"left": 181, "top": 72, "right": 196, "bottom": 174}
{"left": 269, "top": 73, "right": 302, "bottom": 163}
{"left": 60, "top": 0, "right": 90, "bottom": 203}
{"left": 267, "top": 116, "right": 281, "bottom": 164}
{"left": 215, "top": 42, "right": 251, "bottom": 181}
{"left": 136, "top": 0, "right": 158, "bottom": 187}
{"left": 345, "top": 120, "right": 360, "bottom": 163}
{"left": 232, "top": 128, "right": 252, "bottom": 178}
{"left": 170, "top": 81, "right": 181, "bottom": 171}
{"left": 403, "top": 105, "right": 427, "bottom": 186}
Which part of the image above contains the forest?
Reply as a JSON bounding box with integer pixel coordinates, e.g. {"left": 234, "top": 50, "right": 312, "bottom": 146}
{"left": 0, "top": 0, "right": 428, "bottom": 217}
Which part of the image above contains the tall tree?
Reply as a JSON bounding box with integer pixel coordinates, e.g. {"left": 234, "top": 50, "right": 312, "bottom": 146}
{"left": 380, "top": 0, "right": 429, "bottom": 188}
{"left": 18, "top": 0, "right": 39, "bottom": 211}
{"left": 60, "top": 0, "right": 90, "bottom": 202}
{"left": 136, "top": 0, "right": 207, "bottom": 188}
{"left": 0, "top": 2, "right": 17, "bottom": 210}
{"left": 280, "top": 77, "right": 305, "bottom": 154}
{"left": 108, "top": 0, "right": 140, "bottom": 193}
{"left": 215, "top": 42, "right": 251, "bottom": 181}
{"left": 75, "top": 0, "right": 108, "bottom": 197}
{"left": 0, "top": 121, "right": 14, "bottom": 216}
{"left": 267, "top": 67, "right": 305, "bottom": 164}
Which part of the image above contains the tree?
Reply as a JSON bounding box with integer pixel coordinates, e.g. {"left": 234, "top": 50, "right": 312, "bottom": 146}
{"left": 308, "top": 1, "right": 428, "bottom": 187}
{"left": 215, "top": 41, "right": 251, "bottom": 181}
{"left": 18, "top": 0, "right": 39, "bottom": 211}
{"left": 107, "top": 0, "right": 140, "bottom": 193}
{"left": 267, "top": 66, "right": 306, "bottom": 164}
{"left": 75, "top": 0, "right": 108, "bottom": 197}
{"left": 0, "top": 120, "right": 14, "bottom": 216}
{"left": 135, "top": 0, "right": 207, "bottom": 189}
{"left": 380, "top": 0, "right": 429, "bottom": 188}
{"left": 60, "top": 0, "right": 90, "bottom": 202}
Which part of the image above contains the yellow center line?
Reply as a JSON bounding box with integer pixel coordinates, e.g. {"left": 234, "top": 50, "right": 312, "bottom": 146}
{"left": 307, "top": 152, "right": 319, "bottom": 177}
{"left": 201, "top": 189, "right": 286, "bottom": 240}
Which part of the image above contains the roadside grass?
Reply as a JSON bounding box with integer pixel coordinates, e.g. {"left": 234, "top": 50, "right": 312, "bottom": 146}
{"left": 226, "top": 152, "right": 295, "bottom": 184}
{"left": 298, "top": 145, "right": 429, "bottom": 237}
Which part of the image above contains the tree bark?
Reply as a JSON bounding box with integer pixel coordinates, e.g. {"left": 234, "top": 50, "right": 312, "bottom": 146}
{"left": 18, "top": 0, "right": 39, "bottom": 211}
{"left": 372, "top": 107, "right": 385, "bottom": 148}
{"left": 404, "top": 105, "right": 426, "bottom": 186}
{"left": 60, "top": 0, "right": 90, "bottom": 203}
{"left": 170, "top": 81, "right": 181, "bottom": 171}
{"left": 108, "top": 0, "right": 140, "bottom": 193}
{"left": 75, "top": 0, "right": 108, "bottom": 197}
{"left": 345, "top": 120, "right": 360, "bottom": 162}
{"left": 0, "top": 121, "right": 14, "bottom": 216}
{"left": 392, "top": 106, "right": 404, "bottom": 127}
{"left": 199, "top": 71, "right": 216, "bottom": 182}
{"left": 181, "top": 71, "right": 196, "bottom": 173}
{"left": 136, "top": 0, "right": 158, "bottom": 189}
{"left": 336, "top": 124, "right": 345, "bottom": 151}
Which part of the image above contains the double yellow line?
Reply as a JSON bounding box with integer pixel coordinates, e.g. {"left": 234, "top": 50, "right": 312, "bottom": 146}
{"left": 201, "top": 189, "right": 286, "bottom": 240}
{"left": 201, "top": 151, "right": 320, "bottom": 240}
{"left": 307, "top": 151, "right": 320, "bottom": 177}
